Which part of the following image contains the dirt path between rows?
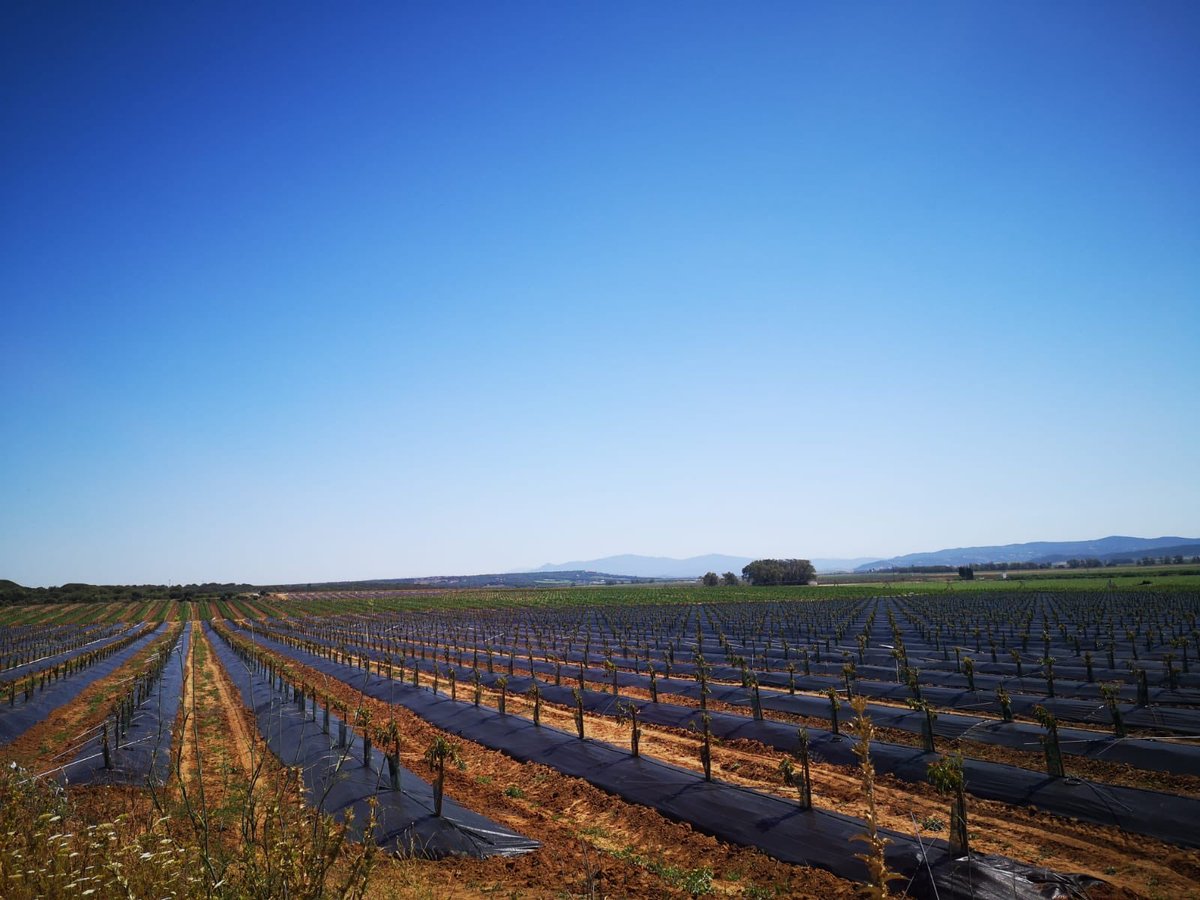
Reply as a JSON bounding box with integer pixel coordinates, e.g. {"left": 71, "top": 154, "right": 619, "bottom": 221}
{"left": 604, "top": 677, "right": 1200, "bottom": 799}
{"left": 249, "top": 629, "right": 1200, "bottom": 899}
{"left": 213, "top": 620, "right": 862, "bottom": 899}
{"left": 178, "top": 624, "right": 258, "bottom": 817}
{"left": 499, "top": 682, "right": 1198, "bottom": 899}
{"left": 2, "top": 624, "right": 177, "bottom": 772}
{"left": 201, "top": 628, "right": 256, "bottom": 777}
{"left": 178, "top": 628, "right": 197, "bottom": 787}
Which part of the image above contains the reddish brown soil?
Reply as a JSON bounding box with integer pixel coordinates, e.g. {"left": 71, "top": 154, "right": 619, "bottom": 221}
{"left": 217, "top": 625, "right": 1199, "bottom": 899}
{"left": 6, "top": 610, "right": 1194, "bottom": 899}
{"left": 3, "top": 623, "right": 179, "bottom": 773}
{"left": 210, "top": 621, "right": 861, "bottom": 898}
{"left": 614, "top": 678, "right": 1200, "bottom": 799}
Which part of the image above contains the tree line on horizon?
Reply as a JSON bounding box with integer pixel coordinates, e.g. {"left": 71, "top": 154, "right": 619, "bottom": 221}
{"left": 0, "top": 579, "right": 262, "bottom": 607}
{"left": 701, "top": 559, "right": 818, "bottom": 587}
{"left": 867, "top": 555, "right": 1200, "bottom": 576}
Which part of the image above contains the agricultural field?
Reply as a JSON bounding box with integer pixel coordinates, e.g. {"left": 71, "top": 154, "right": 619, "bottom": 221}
{"left": 2, "top": 585, "right": 1199, "bottom": 898}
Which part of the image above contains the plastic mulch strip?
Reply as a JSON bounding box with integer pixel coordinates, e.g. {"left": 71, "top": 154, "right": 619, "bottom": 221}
{"left": 207, "top": 624, "right": 539, "bottom": 860}
{"left": 235, "top": 624, "right": 1105, "bottom": 900}
{"left": 56, "top": 623, "right": 193, "bottom": 787}
{"left": 0, "top": 623, "right": 169, "bottom": 747}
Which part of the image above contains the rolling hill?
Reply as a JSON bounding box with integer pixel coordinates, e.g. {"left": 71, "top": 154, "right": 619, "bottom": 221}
{"left": 533, "top": 554, "right": 883, "bottom": 578}
{"left": 854, "top": 535, "right": 1199, "bottom": 572}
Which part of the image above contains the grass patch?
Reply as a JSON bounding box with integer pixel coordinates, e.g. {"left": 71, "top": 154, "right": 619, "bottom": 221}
{"left": 610, "top": 845, "right": 714, "bottom": 896}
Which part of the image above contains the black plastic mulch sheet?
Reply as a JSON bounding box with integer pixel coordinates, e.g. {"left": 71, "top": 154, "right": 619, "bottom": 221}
{"left": 435, "top": 668, "right": 1200, "bottom": 851}
{"left": 252, "top": 622, "right": 1200, "bottom": 779}
{"left": 710, "top": 613, "right": 1200, "bottom": 700}
{"left": 750, "top": 671, "right": 1200, "bottom": 735}
{"left": 54, "top": 624, "right": 193, "bottom": 787}
{"left": 235, "top": 626, "right": 1104, "bottom": 900}
{"left": 596, "top": 650, "right": 1199, "bottom": 742}
{"left": 341, "top": 614, "right": 1200, "bottom": 732}
{"left": 652, "top": 670, "right": 1200, "bottom": 777}
{"left": 243, "top": 628, "right": 1200, "bottom": 850}
{"left": 0, "top": 623, "right": 169, "bottom": 747}
{"left": 801, "top": 659, "right": 1200, "bottom": 706}
{"left": 547, "top": 652, "right": 1200, "bottom": 778}
{"left": 1, "top": 624, "right": 135, "bottom": 684}
{"left": 206, "top": 624, "right": 538, "bottom": 860}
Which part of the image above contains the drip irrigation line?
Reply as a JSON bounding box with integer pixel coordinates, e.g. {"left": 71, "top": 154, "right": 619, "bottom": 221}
{"left": 230, "top": 623, "right": 1111, "bottom": 898}
{"left": 238, "top": 622, "right": 1200, "bottom": 849}
{"left": 0, "top": 625, "right": 135, "bottom": 677}
{"left": 207, "top": 623, "right": 539, "bottom": 860}
{"left": 907, "top": 813, "right": 941, "bottom": 900}
{"left": 56, "top": 624, "right": 191, "bottom": 787}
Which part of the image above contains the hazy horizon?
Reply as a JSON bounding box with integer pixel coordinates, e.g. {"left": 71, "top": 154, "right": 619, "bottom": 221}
{"left": 9, "top": 533, "right": 1200, "bottom": 589}
{"left": 3, "top": 4, "right": 1197, "bottom": 587}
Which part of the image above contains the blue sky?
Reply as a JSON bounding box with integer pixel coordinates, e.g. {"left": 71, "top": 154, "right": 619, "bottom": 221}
{"left": 2, "top": 2, "right": 1197, "bottom": 586}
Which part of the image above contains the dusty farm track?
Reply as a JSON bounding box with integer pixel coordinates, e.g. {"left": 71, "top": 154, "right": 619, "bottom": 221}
{"left": 178, "top": 625, "right": 258, "bottom": 804}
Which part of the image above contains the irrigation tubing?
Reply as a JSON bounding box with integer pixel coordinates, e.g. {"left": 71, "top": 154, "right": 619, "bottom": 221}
{"left": 0, "top": 623, "right": 135, "bottom": 683}
{"left": 206, "top": 624, "right": 538, "bottom": 859}
{"left": 54, "top": 623, "right": 193, "bottom": 786}
{"left": 231, "top": 623, "right": 1103, "bottom": 900}
{"left": 0, "top": 624, "right": 169, "bottom": 747}
{"left": 250, "top": 619, "right": 1200, "bottom": 779}
{"left": 239, "top": 624, "right": 1200, "bottom": 850}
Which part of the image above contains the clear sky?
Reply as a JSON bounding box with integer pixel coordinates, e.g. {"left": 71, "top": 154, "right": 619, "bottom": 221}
{"left": 2, "top": 2, "right": 1197, "bottom": 586}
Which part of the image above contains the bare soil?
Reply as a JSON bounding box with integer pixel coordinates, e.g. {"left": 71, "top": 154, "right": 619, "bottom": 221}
{"left": 618, "top": 678, "right": 1200, "bottom": 798}
{"left": 8, "top": 611, "right": 1192, "bottom": 899}
{"left": 3, "top": 623, "right": 179, "bottom": 774}
{"left": 211, "top": 622, "right": 862, "bottom": 899}
{"left": 220, "top": 625, "right": 1198, "bottom": 899}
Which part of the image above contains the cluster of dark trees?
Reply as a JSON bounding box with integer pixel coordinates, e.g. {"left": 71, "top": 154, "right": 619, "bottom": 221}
{"left": 968, "top": 561, "right": 1051, "bottom": 572}
{"left": 873, "top": 557, "right": 1200, "bottom": 576}
{"left": 740, "top": 559, "right": 817, "bottom": 586}
{"left": 700, "top": 572, "right": 740, "bottom": 586}
{"left": 0, "top": 580, "right": 255, "bottom": 607}
{"left": 989, "top": 556, "right": 1199, "bottom": 571}
{"left": 882, "top": 556, "right": 1200, "bottom": 581}
{"left": 1132, "top": 555, "right": 1198, "bottom": 566}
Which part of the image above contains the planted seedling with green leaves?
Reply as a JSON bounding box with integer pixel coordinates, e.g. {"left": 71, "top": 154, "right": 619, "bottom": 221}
{"left": 849, "top": 696, "right": 900, "bottom": 899}
{"left": 423, "top": 736, "right": 466, "bottom": 817}
{"left": 928, "top": 752, "right": 969, "bottom": 856}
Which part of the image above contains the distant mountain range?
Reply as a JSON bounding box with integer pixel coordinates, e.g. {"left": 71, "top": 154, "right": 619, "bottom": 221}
{"left": 854, "top": 535, "right": 1200, "bottom": 572}
{"left": 533, "top": 554, "right": 881, "bottom": 578}
{"left": 267, "top": 570, "right": 654, "bottom": 591}
{"left": 532, "top": 537, "right": 1199, "bottom": 580}
{"left": 533, "top": 554, "right": 751, "bottom": 579}
{"left": 13, "top": 537, "right": 1192, "bottom": 598}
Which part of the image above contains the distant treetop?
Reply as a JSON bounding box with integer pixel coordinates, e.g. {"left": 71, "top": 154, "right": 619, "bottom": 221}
{"left": 741, "top": 559, "right": 816, "bottom": 586}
